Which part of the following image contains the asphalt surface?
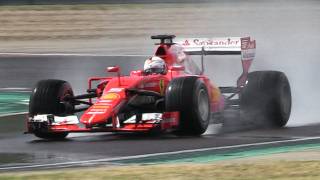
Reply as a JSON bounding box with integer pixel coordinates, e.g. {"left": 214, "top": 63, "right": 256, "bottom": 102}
{"left": 0, "top": 54, "right": 245, "bottom": 95}
{"left": 0, "top": 55, "right": 145, "bottom": 94}
{"left": 1, "top": 114, "right": 320, "bottom": 171}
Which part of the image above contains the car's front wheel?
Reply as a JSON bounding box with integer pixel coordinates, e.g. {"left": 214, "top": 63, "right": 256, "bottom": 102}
{"left": 166, "top": 76, "right": 210, "bottom": 135}
{"left": 29, "top": 79, "right": 74, "bottom": 139}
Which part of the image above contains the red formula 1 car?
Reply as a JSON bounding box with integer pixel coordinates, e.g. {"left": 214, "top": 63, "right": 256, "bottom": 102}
{"left": 27, "top": 35, "right": 292, "bottom": 139}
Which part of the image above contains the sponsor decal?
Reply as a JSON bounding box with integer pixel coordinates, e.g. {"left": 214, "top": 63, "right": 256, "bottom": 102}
{"left": 124, "top": 113, "right": 162, "bottom": 123}
{"left": 162, "top": 117, "right": 176, "bottom": 123}
{"left": 101, "top": 93, "right": 120, "bottom": 100}
{"left": 87, "top": 112, "right": 105, "bottom": 114}
{"left": 88, "top": 108, "right": 107, "bottom": 114}
{"left": 182, "top": 40, "right": 190, "bottom": 46}
{"left": 211, "top": 88, "right": 221, "bottom": 102}
{"left": 161, "top": 112, "right": 179, "bottom": 128}
{"left": 32, "top": 114, "right": 49, "bottom": 122}
{"left": 142, "top": 113, "right": 162, "bottom": 121}
{"left": 89, "top": 109, "right": 107, "bottom": 112}
{"left": 181, "top": 38, "right": 240, "bottom": 48}
{"left": 241, "top": 38, "right": 256, "bottom": 61}
{"left": 32, "top": 115, "right": 79, "bottom": 125}
{"left": 108, "top": 88, "right": 124, "bottom": 93}
{"left": 144, "top": 82, "right": 158, "bottom": 88}
{"left": 240, "top": 37, "right": 255, "bottom": 49}
{"left": 54, "top": 115, "right": 79, "bottom": 125}
{"left": 99, "top": 100, "right": 113, "bottom": 103}
{"left": 242, "top": 49, "right": 255, "bottom": 60}
{"left": 95, "top": 101, "right": 112, "bottom": 106}
{"left": 91, "top": 105, "right": 110, "bottom": 109}
{"left": 159, "top": 79, "right": 165, "bottom": 95}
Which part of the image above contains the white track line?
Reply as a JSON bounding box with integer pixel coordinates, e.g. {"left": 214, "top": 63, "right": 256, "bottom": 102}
{"left": 0, "top": 52, "right": 148, "bottom": 57}
{"left": 17, "top": 102, "right": 29, "bottom": 105}
{"left": 0, "top": 112, "right": 27, "bottom": 118}
{"left": 1, "top": 136, "right": 320, "bottom": 171}
{"left": 0, "top": 88, "right": 31, "bottom": 91}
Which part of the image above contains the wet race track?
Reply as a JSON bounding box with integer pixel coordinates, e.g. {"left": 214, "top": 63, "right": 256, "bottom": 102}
{"left": 0, "top": 55, "right": 320, "bottom": 171}
{"left": 0, "top": 0, "right": 320, "bottom": 171}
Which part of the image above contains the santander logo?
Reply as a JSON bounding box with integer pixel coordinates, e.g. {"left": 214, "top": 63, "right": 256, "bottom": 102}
{"left": 182, "top": 40, "right": 191, "bottom": 46}
{"left": 182, "top": 38, "right": 240, "bottom": 47}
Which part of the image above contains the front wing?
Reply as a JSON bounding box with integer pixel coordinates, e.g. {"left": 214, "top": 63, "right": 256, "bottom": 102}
{"left": 27, "top": 112, "right": 179, "bottom": 133}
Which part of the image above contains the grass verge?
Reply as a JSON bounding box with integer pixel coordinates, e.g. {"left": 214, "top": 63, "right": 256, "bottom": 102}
{"left": 0, "top": 4, "right": 157, "bottom": 11}
{"left": 0, "top": 4, "right": 95, "bottom": 11}
{"left": 1, "top": 161, "right": 320, "bottom": 180}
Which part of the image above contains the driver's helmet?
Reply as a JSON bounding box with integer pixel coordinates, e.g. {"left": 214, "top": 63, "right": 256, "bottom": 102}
{"left": 144, "top": 56, "right": 167, "bottom": 75}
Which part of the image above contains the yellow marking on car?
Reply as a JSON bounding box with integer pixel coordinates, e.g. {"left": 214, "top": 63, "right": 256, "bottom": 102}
{"left": 91, "top": 105, "right": 110, "bottom": 109}
{"left": 89, "top": 109, "right": 107, "bottom": 112}
{"left": 211, "top": 87, "right": 221, "bottom": 102}
{"left": 101, "top": 93, "right": 120, "bottom": 100}
{"left": 159, "top": 79, "right": 165, "bottom": 95}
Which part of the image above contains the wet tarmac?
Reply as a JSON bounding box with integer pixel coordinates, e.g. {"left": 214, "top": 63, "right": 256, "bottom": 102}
{"left": 1, "top": 113, "right": 320, "bottom": 171}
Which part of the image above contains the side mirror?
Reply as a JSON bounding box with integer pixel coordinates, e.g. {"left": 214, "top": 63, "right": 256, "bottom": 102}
{"left": 170, "top": 66, "right": 185, "bottom": 71}
{"left": 107, "top": 66, "right": 120, "bottom": 73}
{"left": 107, "top": 66, "right": 121, "bottom": 85}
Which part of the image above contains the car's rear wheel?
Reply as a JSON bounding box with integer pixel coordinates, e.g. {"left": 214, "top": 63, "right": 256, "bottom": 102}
{"left": 29, "top": 79, "right": 74, "bottom": 139}
{"left": 240, "top": 71, "right": 291, "bottom": 127}
{"left": 166, "top": 76, "right": 210, "bottom": 135}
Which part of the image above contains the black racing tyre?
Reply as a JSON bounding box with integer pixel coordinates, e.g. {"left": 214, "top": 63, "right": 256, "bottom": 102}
{"left": 29, "top": 79, "right": 74, "bottom": 139}
{"left": 29, "top": 79, "right": 74, "bottom": 116}
{"left": 166, "top": 76, "right": 210, "bottom": 135}
{"left": 240, "top": 71, "right": 291, "bottom": 127}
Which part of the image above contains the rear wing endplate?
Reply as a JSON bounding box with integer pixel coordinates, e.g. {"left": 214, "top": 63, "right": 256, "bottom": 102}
{"left": 174, "top": 37, "right": 256, "bottom": 87}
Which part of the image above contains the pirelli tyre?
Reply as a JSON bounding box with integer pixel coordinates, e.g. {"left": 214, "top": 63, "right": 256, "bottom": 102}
{"left": 166, "top": 76, "right": 210, "bottom": 135}
{"left": 240, "top": 71, "right": 291, "bottom": 127}
{"left": 29, "top": 79, "right": 74, "bottom": 139}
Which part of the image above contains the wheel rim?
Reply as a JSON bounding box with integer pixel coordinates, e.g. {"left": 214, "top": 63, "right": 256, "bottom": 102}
{"left": 58, "top": 85, "right": 74, "bottom": 115}
{"left": 59, "top": 86, "right": 73, "bottom": 102}
{"left": 198, "top": 89, "right": 209, "bottom": 122}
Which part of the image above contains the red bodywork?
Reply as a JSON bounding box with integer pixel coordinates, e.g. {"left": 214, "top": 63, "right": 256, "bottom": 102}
{"left": 27, "top": 40, "right": 225, "bottom": 134}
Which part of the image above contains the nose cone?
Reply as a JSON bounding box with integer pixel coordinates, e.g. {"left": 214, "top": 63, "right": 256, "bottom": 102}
{"left": 80, "top": 93, "right": 122, "bottom": 126}
{"left": 80, "top": 104, "right": 113, "bottom": 125}
{"left": 80, "top": 107, "right": 112, "bottom": 125}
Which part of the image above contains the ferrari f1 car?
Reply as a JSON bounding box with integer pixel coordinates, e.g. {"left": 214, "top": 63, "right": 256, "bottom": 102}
{"left": 27, "top": 35, "right": 292, "bottom": 139}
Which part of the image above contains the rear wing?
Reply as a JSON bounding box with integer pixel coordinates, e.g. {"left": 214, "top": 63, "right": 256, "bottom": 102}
{"left": 174, "top": 37, "right": 256, "bottom": 58}
{"left": 174, "top": 37, "right": 256, "bottom": 87}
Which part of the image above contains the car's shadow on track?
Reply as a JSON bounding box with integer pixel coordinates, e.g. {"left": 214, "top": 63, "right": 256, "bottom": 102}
{"left": 27, "top": 125, "right": 271, "bottom": 144}
{"left": 26, "top": 113, "right": 296, "bottom": 144}
{"left": 27, "top": 131, "right": 215, "bottom": 143}
{"left": 28, "top": 138, "right": 73, "bottom": 143}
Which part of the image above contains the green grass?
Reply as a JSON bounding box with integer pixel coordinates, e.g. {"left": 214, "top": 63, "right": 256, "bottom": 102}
{"left": 0, "top": 92, "right": 29, "bottom": 115}
{"left": 0, "top": 4, "right": 132, "bottom": 11}
{"left": 0, "top": 4, "right": 150, "bottom": 11}
{"left": 1, "top": 161, "right": 320, "bottom": 180}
